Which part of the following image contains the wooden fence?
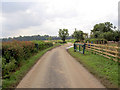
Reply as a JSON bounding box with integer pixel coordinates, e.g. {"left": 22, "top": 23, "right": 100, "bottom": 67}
{"left": 76, "top": 42, "right": 120, "bottom": 62}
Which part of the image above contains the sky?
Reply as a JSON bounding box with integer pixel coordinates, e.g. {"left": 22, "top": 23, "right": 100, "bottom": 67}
{"left": 1, "top": 0, "right": 119, "bottom": 38}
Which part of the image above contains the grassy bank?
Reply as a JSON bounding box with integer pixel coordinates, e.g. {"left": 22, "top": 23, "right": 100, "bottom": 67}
{"left": 68, "top": 48, "right": 118, "bottom": 88}
{"left": 2, "top": 44, "right": 60, "bottom": 88}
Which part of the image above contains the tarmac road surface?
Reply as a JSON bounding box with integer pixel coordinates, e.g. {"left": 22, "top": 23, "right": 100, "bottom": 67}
{"left": 17, "top": 43, "right": 105, "bottom": 88}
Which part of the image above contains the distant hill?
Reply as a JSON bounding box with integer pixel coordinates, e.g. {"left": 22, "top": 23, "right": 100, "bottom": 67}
{"left": 2, "top": 35, "right": 73, "bottom": 42}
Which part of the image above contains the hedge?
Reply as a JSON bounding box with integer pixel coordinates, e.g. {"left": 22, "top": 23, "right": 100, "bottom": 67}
{"left": 85, "top": 38, "right": 107, "bottom": 44}
{"left": 2, "top": 40, "right": 53, "bottom": 78}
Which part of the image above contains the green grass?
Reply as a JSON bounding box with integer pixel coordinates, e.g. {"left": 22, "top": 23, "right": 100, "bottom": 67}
{"left": 66, "top": 39, "right": 75, "bottom": 43}
{"left": 68, "top": 48, "right": 118, "bottom": 88}
{"left": 2, "top": 44, "right": 60, "bottom": 88}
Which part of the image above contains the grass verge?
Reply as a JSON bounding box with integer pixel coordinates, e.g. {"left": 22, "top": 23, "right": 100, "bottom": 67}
{"left": 68, "top": 47, "right": 118, "bottom": 88}
{"left": 2, "top": 44, "right": 61, "bottom": 88}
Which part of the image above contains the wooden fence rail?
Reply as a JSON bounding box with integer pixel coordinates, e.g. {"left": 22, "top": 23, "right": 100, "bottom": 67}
{"left": 75, "top": 42, "right": 120, "bottom": 62}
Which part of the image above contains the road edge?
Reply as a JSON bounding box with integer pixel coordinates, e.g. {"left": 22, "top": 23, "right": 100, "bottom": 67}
{"left": 67, "top": 48, "right": 118, "bottom": 88}
{"left": 3, "top": 44, "right": 61, "bottom": 88}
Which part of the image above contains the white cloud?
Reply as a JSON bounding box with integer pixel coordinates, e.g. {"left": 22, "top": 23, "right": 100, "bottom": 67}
{"left": 1, "top": 0, "right": 119, "bottom": 38}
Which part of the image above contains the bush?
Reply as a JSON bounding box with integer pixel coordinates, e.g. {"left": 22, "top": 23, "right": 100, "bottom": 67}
{"left": 33, "top": 40, "right": 53, "bottom": 50}
{"left": 2, "top": 58, "right": 16, "bottom": 78}
{"left": 2, "top": 40, "right": 53, "bottom": 78}
{"left": 85, "top": 38, "right": 107, "bottom": 44}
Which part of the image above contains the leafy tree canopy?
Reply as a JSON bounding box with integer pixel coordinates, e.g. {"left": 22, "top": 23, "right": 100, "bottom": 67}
{"left": 90, "top": 22, "right": 120, "bottom": 41}
{"left": 72, "top": 28, "right": 84, "bottom": 41}
{"left": 58, "top": 29, "right": 69, "bottom": 42}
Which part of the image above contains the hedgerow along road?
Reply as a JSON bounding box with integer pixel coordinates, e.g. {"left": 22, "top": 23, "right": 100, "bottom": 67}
{"left": 17, "top": 43, "right": 105, "bottom": 88}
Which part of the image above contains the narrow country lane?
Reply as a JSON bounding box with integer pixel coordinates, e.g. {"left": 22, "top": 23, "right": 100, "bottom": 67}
{"left": 17, "top": 43, "right": 105, "bottom": 88}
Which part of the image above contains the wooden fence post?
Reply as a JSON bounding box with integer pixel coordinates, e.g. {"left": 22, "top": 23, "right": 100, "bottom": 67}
{"left": 101, "top": 45, "right": 103, "bottom": 55}
{"left": 116, "top": 48, "right": 118, "bottom": 61}
{"left": 79, "top": 45, "right": 80, "bottom": 52}
{"left": 89, "top": 43, "right": 91, "bottom": 53}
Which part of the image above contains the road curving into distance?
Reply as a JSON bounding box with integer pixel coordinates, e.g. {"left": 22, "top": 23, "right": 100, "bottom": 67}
{"left": 17, "top": 43, "right": 105, "bottom": 88}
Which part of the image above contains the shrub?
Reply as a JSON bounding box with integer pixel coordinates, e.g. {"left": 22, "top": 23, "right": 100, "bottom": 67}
{"left": 85, "top": 38, "right": 107, "bottom": 44}
{"left": 2, "top": 40, "right": 53, "bottom": 78}
{"left": 2, "top": 58, "right": 16, "bottom": 78}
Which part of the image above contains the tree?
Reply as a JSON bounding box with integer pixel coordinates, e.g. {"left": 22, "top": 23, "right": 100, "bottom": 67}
{"left": 90, "top": 22, "right": 119, "bottom": 41}
{"left": 83, "top": 33, "right": 88, "bottom": 39}
{"left": 72, "top": 28, "right": 84, "bottom": 41}
{"left": 58, "top": 29, "right": 69, "bottom": 42}
{"left": 91, "top": 22, "right": 113, "bottom": 34}
{"left": 114, "top": 30, "right": 120, "bottom": 41}
{"left": 102, "top": 32, "right": 115, "bottom": 41}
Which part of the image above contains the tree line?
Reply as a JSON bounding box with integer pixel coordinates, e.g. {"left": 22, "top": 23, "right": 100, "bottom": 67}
{"left": 2, "top": 22, "right": 119, "bottom": 42}
{"left": 59, "top": 22, "right": 120, "bottom": 42}
{"left": 2, "top": 35, "right": 73, "bottom": 42}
